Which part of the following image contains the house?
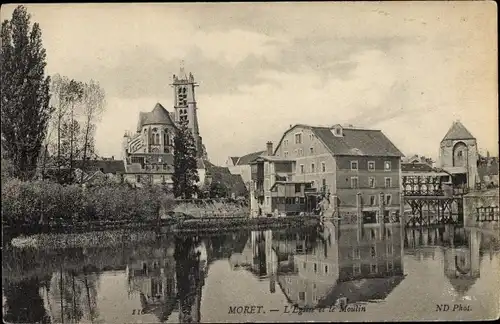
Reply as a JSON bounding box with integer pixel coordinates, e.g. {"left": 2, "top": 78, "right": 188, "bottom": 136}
{"left": 42, "top": 157, "right": 126, "bottom": 184}
{"left": 401, "top": 160, "right": 453, "bottom": 195}
{"left": 250, "top": 124, "right": 404, "bottom": 219}
{"left": 438, "top": 120, "right": 480, "bottom": 190}
{"left": 226, "top": 150, "right": 266, "bottom": 190}
{"left": 202, "top": 160, "right": 248, "bottom": 199}
{"left": 477, "top": 156, "right": 499, "bottom": 188}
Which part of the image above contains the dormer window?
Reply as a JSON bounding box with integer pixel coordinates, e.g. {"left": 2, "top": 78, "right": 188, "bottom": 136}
{"left": 331, "top": 124, "right": 343, "bottom": 137}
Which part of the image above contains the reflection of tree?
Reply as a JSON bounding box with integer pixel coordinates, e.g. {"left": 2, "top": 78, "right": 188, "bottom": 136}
{"left": 174, "top": 236, "right": 203, "bottom": 323}
{"left": 3, "top": 277, "right": 50, "bottom": 323}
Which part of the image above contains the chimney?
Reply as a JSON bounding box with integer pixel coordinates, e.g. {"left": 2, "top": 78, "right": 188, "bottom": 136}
{"left": 266, "top": 141, "right": 273, "bottom": 156}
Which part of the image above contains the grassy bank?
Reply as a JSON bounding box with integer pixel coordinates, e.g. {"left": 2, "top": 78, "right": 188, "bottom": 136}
{"left": 1, "top": 177, "right": 174, "bottom": 230}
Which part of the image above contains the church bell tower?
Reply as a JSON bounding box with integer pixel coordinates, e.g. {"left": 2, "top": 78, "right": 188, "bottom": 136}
{"left": 171, "top": 63, "right": 207, "bottom": 159}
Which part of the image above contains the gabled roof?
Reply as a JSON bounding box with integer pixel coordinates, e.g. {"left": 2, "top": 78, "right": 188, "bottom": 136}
{"left": 230, "top": 157, "right": 240, "bottom": 165}
{"left": 136, "top": 103, "right": 176, "bottom": 132}
{"left": 275, "top": 124, "right": 404, "bottom": 157}
{"left": 441, "top": 121, "right": 475, "bottom": 142}
{"left": 236, "top": 151, "right": 266, "bottom": 165}
{"left": 249, "top": 155, "right": 295, "bottom": 164}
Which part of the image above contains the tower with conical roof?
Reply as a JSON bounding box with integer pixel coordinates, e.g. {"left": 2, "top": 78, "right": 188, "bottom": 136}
{"left": 171, "top": 64, "right": 207, "bottom": 159}
{"left": 439, "top": 120, "right": 479, "bottom": 189}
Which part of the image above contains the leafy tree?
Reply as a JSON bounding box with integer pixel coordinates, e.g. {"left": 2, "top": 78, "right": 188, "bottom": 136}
{"left": 1, "top": 6, "right": 52, "bottom": 180}
{"left": 209, "top": 180, "right": 229, "bottom": 198}
{"left": 173, "top": 119, "right": 199, "bottom": 199}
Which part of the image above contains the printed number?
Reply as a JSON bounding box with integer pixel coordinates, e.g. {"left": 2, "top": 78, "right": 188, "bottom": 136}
{"left": 132, "top": 309, "right": 144, "bottom": 315}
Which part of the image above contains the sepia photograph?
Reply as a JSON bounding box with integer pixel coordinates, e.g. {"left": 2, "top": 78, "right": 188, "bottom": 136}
{"left": 1, "top": 2, "right": 498, "bottom": 323}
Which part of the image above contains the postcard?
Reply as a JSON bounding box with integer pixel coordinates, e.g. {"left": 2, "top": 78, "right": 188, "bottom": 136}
{"left": 1, "top": 2, "right": 498, "bottom": 323}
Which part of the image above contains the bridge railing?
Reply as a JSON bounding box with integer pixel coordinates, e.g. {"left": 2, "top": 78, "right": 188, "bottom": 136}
{"left": 476, "top": 206, "right": 500, "bottom": 222}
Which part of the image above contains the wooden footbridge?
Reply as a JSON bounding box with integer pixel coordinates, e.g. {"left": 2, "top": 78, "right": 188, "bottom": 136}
{"left": 401, "top": 174, "right": 469, "bottom": 227}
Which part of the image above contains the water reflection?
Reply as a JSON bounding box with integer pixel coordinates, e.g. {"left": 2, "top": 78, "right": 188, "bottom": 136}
{"left": 2, "top": 225, "right": 499, "bottom": 323}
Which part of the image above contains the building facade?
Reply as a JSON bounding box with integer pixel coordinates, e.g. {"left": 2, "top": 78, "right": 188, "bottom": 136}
{"left": 250, "top": 124, "right": 404, "bottom": 219}
{"left": 226, "top": 150, "right": 266, "bottom": 190}
{"left": 122, "top": 69, "right": 207, "bottom": 188}
{"left": 439, "top": 121, "right": 479, "bottom": 190}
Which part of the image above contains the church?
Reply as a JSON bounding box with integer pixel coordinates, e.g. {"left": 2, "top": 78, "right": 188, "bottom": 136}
{"left": 122, "top": 68, "right": 208, "bottom": 188}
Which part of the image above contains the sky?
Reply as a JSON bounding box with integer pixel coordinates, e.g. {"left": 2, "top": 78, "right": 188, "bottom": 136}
{"left": 2, "top": 2, "right": 498, "bottom": 165}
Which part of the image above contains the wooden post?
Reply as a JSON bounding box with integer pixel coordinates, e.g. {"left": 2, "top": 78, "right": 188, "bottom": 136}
{"left": 400, "top": 192, "right": 406, "bottom": 227}
{"left": 356, "top": 193, "right": 363, "bottom": 241}
{"left": 379, "top": 192, "right": 386, "bottom": 240}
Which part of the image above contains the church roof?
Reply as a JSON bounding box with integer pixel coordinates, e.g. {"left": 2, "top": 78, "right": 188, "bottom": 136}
{"left": 136, "top": 103, "right": 175, "bottom": 132}
{"left": 441, "top": 121, "right": 475, "bottom": 142}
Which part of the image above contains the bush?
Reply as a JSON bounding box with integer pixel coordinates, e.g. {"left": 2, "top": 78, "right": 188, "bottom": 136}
{"left": 1, "top": 178, "right": 176, "bottom": 227}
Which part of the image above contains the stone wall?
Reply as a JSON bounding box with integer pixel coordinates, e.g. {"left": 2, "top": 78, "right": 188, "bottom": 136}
{"left": 463, "top": 189, "right": 499, "bottom": 228}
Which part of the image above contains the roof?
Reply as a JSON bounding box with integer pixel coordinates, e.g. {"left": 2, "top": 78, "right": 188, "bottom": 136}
{"left": 204, "top": 160, "right": 248, "bottom": 197}
{"left": 250, "top": 155, "right": 296, "bottom": 164}
{"left": 441, "top": 121, "right": 475, "bottom": 142}
{"left": 236, "top": 151, "right": 266, "bottom": 165}
{"left": 136, "top": 103, "right": 175, "bottom": 132}
{"left": 401, "top": 162, "right": 435, "bottom": 172}
{"left": 230, "top": 157, "right": 240, "bottom": 165}
{"left": 73, "top": 160, "right": 125, "bottom": 174}
{"left": 309, "top": 126, "right": 404, "bottom": 157}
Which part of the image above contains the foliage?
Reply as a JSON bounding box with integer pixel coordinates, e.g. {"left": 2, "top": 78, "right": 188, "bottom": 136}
{"left": 173, "top": 119, "right": 199, "bottom": 199}
{"left": 209, "top": 180, "right": 229, "bottom": 198}
{"left": 1, "top": 6, "right": 52, "bottom": 180}
{"left": 1, "top": 178, "right": 175, "bottom": 228}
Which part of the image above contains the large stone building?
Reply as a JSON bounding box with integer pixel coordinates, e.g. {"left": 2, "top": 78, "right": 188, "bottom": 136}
{"left": 438, "top": 120, "right": 479, "bottom": 190}
{"left": 250, "top": 124, "right": 404, "bottom": 219}
{"left": 122, "top": 69, "right": 207, "bottom": 188}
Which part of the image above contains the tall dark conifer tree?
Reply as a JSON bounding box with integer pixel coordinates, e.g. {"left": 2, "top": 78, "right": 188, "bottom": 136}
{"left": 1, "top": 6, "right": 52, "bottom": 180}
{"left": 173, "top": 119, "right": 199, "bottom": 199}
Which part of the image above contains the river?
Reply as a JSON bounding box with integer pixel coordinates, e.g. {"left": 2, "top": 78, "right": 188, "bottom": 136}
{"left": 2, "top": 224, "right": 499, "bottom": 323}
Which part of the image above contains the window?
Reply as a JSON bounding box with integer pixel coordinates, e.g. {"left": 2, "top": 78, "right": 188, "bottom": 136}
{"left": 369, "top": 177, "right": 376, "bottom": 188}
{"left": 309, "top": 134, "right": 314, "bottom": 141}
{"left": 353, "top": 247, "right": 361, "bottom": 259}
{"left": 303, "top": 262, "right": 306, "bottom": 269}
{"left": 384, "top": 161, "right": 392, "bottom": 171}
{"left": 136, "top": 175, "right": 141, "bottom": 182}
{"left": 311, "top": 180, "right": 316, "bottom": 188}
{"left": 385, "top": 177, "right": 392, "bottom": 188}
{"left": 350, "top": 161, "right": 358, "bottom": 170}
{"left": 370, "top": 264, "right": 378, "bottom": 274}
{"left": 370, "top": 229, "right": 376, "bottom": 239}
{"left": 311, "top": 163, "right": 315, "bottom": 173}
{"left": 310, "top": 147, "right": 314, "bottom": 155}
{"left": 385, "top": 194, "right": 392, "bottom": 206}
{"left": 295, "top": 184, "right": 301, "bottom": 193}
{"left": 322, "top": 179, "right": 327, "bottom": 190}
{"left": 299, "top": 292, "right": 305, "bottom": 301}
{"left": 386, "top": 244, "right": 393, "bottom": 255}
{"left": 324, "top": 265, "right": 329, "bottom": 273}
{"left": 266, "top": 197, "right": 270, "bottom": 205}
{"left": 368, "top": 161, "right": 375, "bottom": 171}
{"left": 284, "top": 151, "right": 289, "bottom": 158}
{"left": 370, "top": 195, "right": 376, "bottom": 206}
{"left": 387, "top": 261, "right": 394, "bottom": 271}
{"left": 321, "top": 162, "right": 326, "bottom": 172}
{"left": 284, "top": 139, "right": 288, "bottom": 147}
{"left": 371, "top": 246, "right": 376, "bottom": 257}
{"left": 314, "top": 263, "right": 317, "bottom": 273}
{"left": 353, "top": 263, "right": 361, "bottom": 275}
{"left": 387, "top": 228, "right": 392, "bottom": 238}
{"left": 295, "top": 133, "right": 302, "bottom": 144}
{"left": 299, "top": 148, "right": 303, "bottom": 156}
{"left": 300, "top": 164, "right": 304, "bottom": 174}
{"left": 350, "top": 177, "right": 359, "bottom": 189}
{"left": 457, "top": 151, "right": 463, "bottom": 157}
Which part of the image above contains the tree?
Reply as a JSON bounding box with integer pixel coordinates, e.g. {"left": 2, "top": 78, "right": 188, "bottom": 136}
{"left": 209, "top": 180, "right": 229, "bottom": 198}
{"left": 173, "top": 119, "right": 199, "bottom": 199}
{"left": 79, "top": 80, "right": 105, "bottom": 183}
{"left": 1, "top": 6, "right": 52, "bottom": 180}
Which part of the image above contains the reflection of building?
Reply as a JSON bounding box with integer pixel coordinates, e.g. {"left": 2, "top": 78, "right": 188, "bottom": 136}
{"left": 277, "top": 224, "right": 405, "bottom": 309}
{"left": 122, "top": 68, "right": 207, "bottom": 188}
{"left": 443, "top": 227, "right": 481, "bottom": 296}
{"left": 127, "top": 246, "right": 178, "bottom": 320}
{"left": 250, "top": 124, "right": 404, "bottom": 218}
{"left": 439, "top": 121, "right": 479, "bottom": 190}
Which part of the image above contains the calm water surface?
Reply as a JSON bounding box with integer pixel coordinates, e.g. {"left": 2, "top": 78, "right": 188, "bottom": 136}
{"left": 3, "top": 224, "right": 500, "bottom": 323}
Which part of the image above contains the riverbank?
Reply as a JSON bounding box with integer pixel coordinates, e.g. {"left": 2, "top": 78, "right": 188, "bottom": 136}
{"left": 7, "top": 215, "right": 320, "bottom": 249}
